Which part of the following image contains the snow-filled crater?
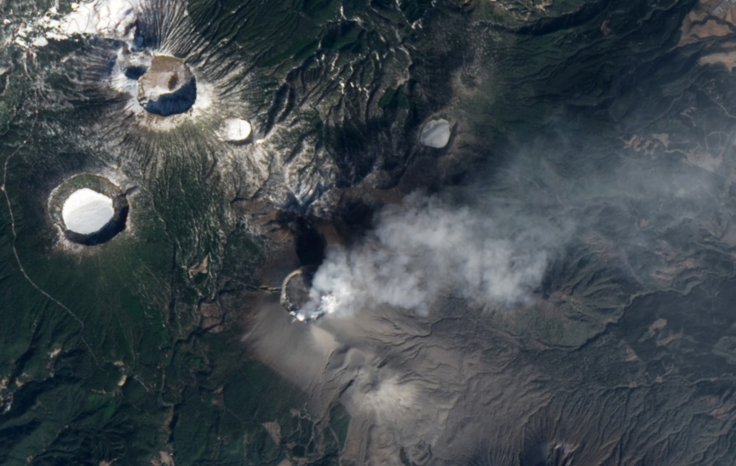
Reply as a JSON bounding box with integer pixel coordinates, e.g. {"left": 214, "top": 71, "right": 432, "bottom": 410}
{"left": 62, "top": 188, "right": 115, "bottom": 235}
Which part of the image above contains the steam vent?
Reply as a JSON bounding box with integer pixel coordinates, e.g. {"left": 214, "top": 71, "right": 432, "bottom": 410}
{"left": 49, "top": 174, "right": 129, "bottom": 246}
{"left": 280, "top": 269, "right": 323, "bottom": 322}
{"left": 137, "top": 55, "right": 197, "bottom": 116}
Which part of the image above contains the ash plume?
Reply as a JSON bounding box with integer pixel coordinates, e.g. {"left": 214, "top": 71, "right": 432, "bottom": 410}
{"left": 307, "top": 191, "right": 571, "bottom": 317}
{"left": 304, "top": 146, "right": 726, "bottom": 319}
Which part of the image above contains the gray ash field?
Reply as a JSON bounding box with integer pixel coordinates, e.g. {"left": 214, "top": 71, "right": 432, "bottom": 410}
{"left": 1, "top": 0, "right": 736, "bottom": 464}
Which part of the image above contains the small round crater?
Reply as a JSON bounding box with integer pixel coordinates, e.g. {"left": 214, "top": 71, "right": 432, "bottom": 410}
{"left": 280, "top": 268, "right": 324, "bottom": 322}
{"left": 49, "top": 174, "right": 129, "bottom": 246}
{"left": 419, "top": 118, "right": 451, "bottom": 148}
{"left": 219, "top": 118, "right": 252, "bottom": 143}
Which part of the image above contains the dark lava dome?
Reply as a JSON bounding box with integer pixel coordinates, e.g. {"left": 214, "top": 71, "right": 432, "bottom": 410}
{"left": 137, "top": 55, "right": 197, "bottom": 116}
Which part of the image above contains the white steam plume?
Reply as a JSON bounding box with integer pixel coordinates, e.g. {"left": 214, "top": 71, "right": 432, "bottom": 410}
{"left": 305, "top": 193, "right": 568, "bottom": 317}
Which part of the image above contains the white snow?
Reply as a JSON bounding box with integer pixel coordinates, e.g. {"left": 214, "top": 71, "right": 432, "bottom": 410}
{"left": 57, "top": 0, "right": 137, "bottom": 39}
{"left": 31, "top": 36, "right": 49, "bottom": 47}
{"left": 419, "top": 118, "right": 451, "bottom": 148}
{"left": 13, "top": 0, "right": 138, "bottom": 49}
{"left": 62, "top": 188, "right": 115, "bottom": 235}
{"left": 219, "top": 118, "right": 252, "bottom": 142}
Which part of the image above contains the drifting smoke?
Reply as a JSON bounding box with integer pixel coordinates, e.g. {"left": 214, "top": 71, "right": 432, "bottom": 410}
{"left": 300, "top": 143, "right": 726, "bottom": 320}
{"left": 305, "top": 192, "right": 571, "bottom": 317}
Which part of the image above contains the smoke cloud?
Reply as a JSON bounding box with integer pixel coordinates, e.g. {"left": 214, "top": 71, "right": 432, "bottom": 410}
{"left": 305, "top": 191, "right": 571, "bottom": 317}
{"left": 301, "top": 144, "right": 725, "bottom": 320}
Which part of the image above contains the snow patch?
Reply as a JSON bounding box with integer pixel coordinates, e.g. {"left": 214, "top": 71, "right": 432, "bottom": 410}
{"left": 62, "top": 188, "right": 115, "bottom": 235}
{"left": 219, "top": 118, "right": 252, "bottom": 142}
{"left": 56, "top": 0, "right": 137, "bottom": 39}
{"left": 12, "top": 0, "right": 138, "bottom": 49}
